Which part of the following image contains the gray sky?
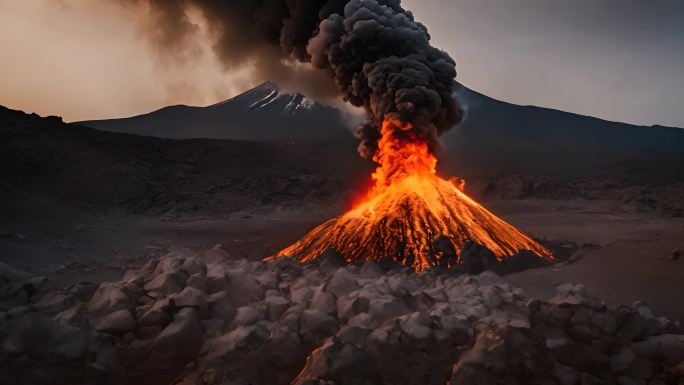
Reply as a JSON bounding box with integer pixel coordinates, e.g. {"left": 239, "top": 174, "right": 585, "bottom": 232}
{"left": 1, "top": 0, "right": 683, "bottom": 127}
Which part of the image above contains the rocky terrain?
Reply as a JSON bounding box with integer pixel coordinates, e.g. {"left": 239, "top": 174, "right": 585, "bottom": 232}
{"left": 468, "top": 175, "right": 684, "bottom": 218}
{"left": 0, "top": 105, "right": 367, "bottom": 216}
{"left": 2, "top": 84, "right": 684, "bottom": 384}
{"left": 1, "top": 248, "right": 683, "bottom": 385}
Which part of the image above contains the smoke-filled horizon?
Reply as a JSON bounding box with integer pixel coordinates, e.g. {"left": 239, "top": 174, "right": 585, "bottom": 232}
{"left": 112, "top": 0, "right": 463, "bottom": 158}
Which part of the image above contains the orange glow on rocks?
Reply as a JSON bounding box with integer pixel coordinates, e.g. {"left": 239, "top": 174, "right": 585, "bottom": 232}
{"left": 274, "top": 118, "right": 552, "bottom": 270}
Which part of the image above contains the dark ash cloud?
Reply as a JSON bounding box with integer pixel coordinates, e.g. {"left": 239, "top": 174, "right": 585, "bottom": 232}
{"left": 114, "top": 0, "right": 464, "bottom": 157}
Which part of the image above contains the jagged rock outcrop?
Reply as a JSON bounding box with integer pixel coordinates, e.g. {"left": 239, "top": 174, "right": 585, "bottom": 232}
{"left": 0, "top": 249, "right": 682, "bottom": 385}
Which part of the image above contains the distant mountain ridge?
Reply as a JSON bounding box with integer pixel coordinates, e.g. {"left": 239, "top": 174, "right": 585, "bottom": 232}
{"left": 79, "top": 80, "right": 684, "bottom": 183}
{"left": 440, "top": 83, "right": 684, "bottom": 182}
{"left": 79, "top": 81, "right": 353, "bottom": 144}
{"left": 448, "top": 83, "right": 683, "bottom": 153}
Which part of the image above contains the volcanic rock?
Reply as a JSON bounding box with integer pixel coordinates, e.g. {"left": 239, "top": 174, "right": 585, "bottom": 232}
{"left": 208, "top": 291, "right": 237, "bottom": 321}
{"left": 186, "top": 272, "right": 207, "bottom": 292}
{"left": 315, "top": 248, "right": 347, "bottom": 273}
{"left": 32, "top": 291, "right": 74, "bottom": 314}
{"left": 263, "top": 297, "right": 286, "bottom": 320}
{"left": 507, "top": 249, "right": 554, "bottom": 272}
{"left": 459, "top": 241, "right": 505, "bottom": 275}
{"left": 302, "top": 309, "right": 337, "bottom": 334}
{"left": 205, "top": 269, "right": 230, "bottom": 294}
{"left": 675, "top": 362, "right": 684, "bottom": 385}
{"left": 611, "top": 348, "right": 637, "bottom": 373}
{"left": 2, "top": 251, "right": 683, "bottom": 385}
{"left": 644, "top": 334, "right": 684, "bottom": 364}
{"left": 233, "top": 306, "right": 262, "bottom": 327}
{"left": 94, "top": 309, "right": 136, "bottom": 334}
{"left": 550, "top": 283, "right": 593, "bottom": 306}
{"left": 449, "top": 326, "right": 555, "bottom": 385}
{"left": 181, "top": 257, "right": 206, "bottom": 276}
{"left": 368, "top": 296, "right": 410, "bottom": 322}
{"left": 147, "top": 308, "right": 203, "bottom": 369}
{"left": 139, "top": 299, "right": 173, "bottom": 328}
{"left": 88, "top": 283, "right": 133, "bottom": 318}
{"left": 326, "top": 269, "right": 359, "bottom": 298}
{"left": 224, "top": 270, "right": 263, "bottom": 307}
{"left": 310, "top": 287, "right": 337, "bottom": 316}
{"left": 3, "top": 313, "right": 89, "bottom": 359}
{"left": 54, "top": 303, "right": 87, "bottom": 325}
{"left": 293, "top": 337, "right": 380, "bottom": 385}
{"left": 618, "top": 313, "right": 657, "bottom": 343}
{"left": 554, "top": 362, "right": 580, "bottom": 385}
{"left": 144, "top": 271, "right": 185, "bottom": 296}
{"left": 172, "top": 287, "right": 209, "bottom": 318}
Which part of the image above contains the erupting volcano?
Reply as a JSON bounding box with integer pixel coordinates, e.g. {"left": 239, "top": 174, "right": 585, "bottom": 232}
{"left": 276, "top": 117, "right": 553, "bottom": 270}
{"left": 134, "top": 0, "right": 553, "bottom": 270}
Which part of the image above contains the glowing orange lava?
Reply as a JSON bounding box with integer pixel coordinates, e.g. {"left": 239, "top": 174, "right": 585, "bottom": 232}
{"left": 273, "top": 118, "right": 552, "bottom": 270}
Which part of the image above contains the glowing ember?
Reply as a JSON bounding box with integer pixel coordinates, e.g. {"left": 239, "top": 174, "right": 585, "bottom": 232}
{"left": 273, "top": 118, "right": 552, "bottom": 270}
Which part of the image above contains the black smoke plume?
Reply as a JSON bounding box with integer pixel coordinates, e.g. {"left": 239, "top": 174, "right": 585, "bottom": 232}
{"left": 117, "top": 0, "right": 463, "bottom": 158}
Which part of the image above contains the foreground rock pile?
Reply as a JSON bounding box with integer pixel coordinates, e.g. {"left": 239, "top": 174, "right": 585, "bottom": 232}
{"left": 1, "top": 249, "right": 683, "bottom": 385}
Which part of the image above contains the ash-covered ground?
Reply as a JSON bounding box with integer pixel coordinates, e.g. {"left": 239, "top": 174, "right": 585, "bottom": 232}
{"left": 2, "top": 103, "right": 684, "bottom": 384}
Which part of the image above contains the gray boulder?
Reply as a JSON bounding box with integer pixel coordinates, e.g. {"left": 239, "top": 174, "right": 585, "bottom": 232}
{"left": 94, "top": 309, "right": 136, "bottom": 334}
{"left": 225, "top": 271, "right": 264, "bottom": 307}
{"left": 147, "top": 308, "right": 203, "bottom": 369}
{"left": 139, "top": 299, "right": 173, "bottom": 328}
{"left": 611, "top": 348, "right": 637, "bottom": 373}
{"left": 449, "top": 326, "right": 555, "bottom": 385}
{"left": 208, "top": 291, "right": 237, "bottom": 321}
{"left": 266, "top": 296, "right": 290, "bottom": 321}
{"left": 639, "top": 334, "right": 684, "bottom": 365}
{"left": 3, "top": 312, "right": 89, "bottom": 359}
{"left": 301, "top": 309, "right": 337, "bottom": 334}
{"left": 234, "top": 306, "right": 262, "bottom": 326}
{"left": 326, "top": 269, "right": 359, "bottom": 298}
{"left": 172, "top": 287, "right": 209, "bottom": 318}
{"left": 181, "top": 257, "right": 206, "bottom": 276}
{"left": 292, "top": 337, "right": 380, "bottom": 385}
{"left": 88, "top": 283, "right": 133, "bottom": 318}
{"left": 310, "top": 288, "right": 337, "bottom": 316}
{"left": 186, "top": 273, "right": 207, "bottom": 292}
{"left": 32, "top": 291, "right": 74, "bottom": 314}
{"left": 144, "top": 271, "right": 186, "bottom": 296}
{"left": 203, "top": 245, "right": 231, "bottom": 264}
{"left": 368, "top": 296, "right": 410, "bottom": 322}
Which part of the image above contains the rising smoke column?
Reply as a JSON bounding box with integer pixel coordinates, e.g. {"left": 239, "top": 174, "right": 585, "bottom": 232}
{"left": 118, "top": 0, "right": 463, "bottom": 158}
{"left": 308, "top": 1, "right": 463, "bottom": 158}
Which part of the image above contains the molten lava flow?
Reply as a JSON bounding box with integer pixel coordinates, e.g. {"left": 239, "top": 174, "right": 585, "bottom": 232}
{"left": 275, "top": 118, "right": 552, "bottom": 271}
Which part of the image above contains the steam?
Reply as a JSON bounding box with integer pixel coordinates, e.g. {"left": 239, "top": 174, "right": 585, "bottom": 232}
{"left": 116, "top": 0, "right": 463, "bottom": 157}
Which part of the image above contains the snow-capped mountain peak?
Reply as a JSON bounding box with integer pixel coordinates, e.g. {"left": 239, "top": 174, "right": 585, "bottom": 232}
{"left": 215, "top": 81, "right": 320, "bottom": 118}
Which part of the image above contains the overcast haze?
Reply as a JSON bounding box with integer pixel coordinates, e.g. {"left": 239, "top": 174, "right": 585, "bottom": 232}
{"left": 1, "top": 0, "right": 683, "bottom": 127}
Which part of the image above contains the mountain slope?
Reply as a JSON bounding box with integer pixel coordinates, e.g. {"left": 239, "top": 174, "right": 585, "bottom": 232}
{"left": 79, "top": 81, "right": 354, "bottom": 144}
{"left": 450, "top": 83, "right": 684, "bottom": 153}
{"left": 440, "top": 83, "right": 684, "bottom": 183}
{"left": 1, "top": 105, "right": 368, "bottom": 216}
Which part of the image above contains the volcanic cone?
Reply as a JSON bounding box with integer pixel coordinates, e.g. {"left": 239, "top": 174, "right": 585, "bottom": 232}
{"left": 274, "top": 119, "right": 552, "bottom": 271}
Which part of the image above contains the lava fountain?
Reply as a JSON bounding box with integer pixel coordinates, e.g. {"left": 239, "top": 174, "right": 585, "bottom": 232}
{"left": 274, "top": 117, "right": 553, "bottom": 271}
